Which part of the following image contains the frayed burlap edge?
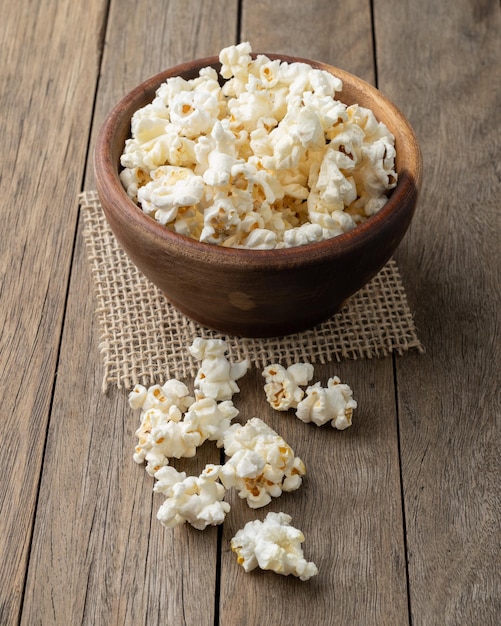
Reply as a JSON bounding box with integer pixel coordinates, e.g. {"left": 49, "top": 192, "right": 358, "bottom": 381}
{"left": 79, "top": 191, "right": 424, "bottom": 391}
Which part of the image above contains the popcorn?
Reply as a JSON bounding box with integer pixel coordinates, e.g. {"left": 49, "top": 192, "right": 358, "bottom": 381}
{"left": 156, "top": 464, "right": 230, "bottom": 530}
{"left": 189, "top": 337, "right": 249, "bottom": 401}
{"left": 168, "top": 88, "right": 221, "bottom": 139}
{"left": 231, "top": 512, "right": 318, "bottom": 581}
{"left": 129, "top": 380, "right": 197, "bottom": 475}
{"left": 220, "top": 418, "right": 306, "bottom": 508}
{"left": 262, "top": 106, "right": 325, "bottom": 171}
{"left": 120, "top": 43, "right": 397, "bottom": 249}
{"left": 127, "top": 337, "right": 362, "bottom": 585}
{"left": 128, "top": 379, "right": 194, "bottom": 414}
{"left": 153, "top": 465, "right": 187, "bottom": 494}
{"left": 200, "top": 120, "right": 242, "bottom": 187}
{"left": 262, "top": 363, "right": 314, "bottom": 410}
{"left": 137, "top": 166, "right": 205, "bottom": 226}
{"left": 133, "top": 408, "right": 203, "bottom": 475}
{"left": 220, "top": 41, "right": 253, "bottom": 82}
{"left": 183, "top": 393, "right": 239, "bottom": 447}
{"left": 129, "top": 376, "right": 241, "bottom": 475}
{"left": 296, "top": 376, "right": 357, "bottom": 429}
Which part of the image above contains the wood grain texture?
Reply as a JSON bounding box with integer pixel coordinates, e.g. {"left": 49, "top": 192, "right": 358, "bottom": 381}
{"left": 375, "top": 0, "right": 501, "bottom": 622}
{"left": 21, "top": 1, "right": 239, "bottom": 624}
{"left": 241, "top": 0, "right": 376, "bottom": 82}
{"left": 0, "top": 1, "right": 107, "bottom": 623}
{"left": 218, "top": 1, "right": 409, "bottom": 624}
{"left": 220, "top": 362, "right": 409, "bottom": 626}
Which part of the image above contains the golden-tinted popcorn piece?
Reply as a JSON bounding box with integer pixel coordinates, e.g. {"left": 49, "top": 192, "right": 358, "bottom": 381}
{"left": 133, "top": 409, "right": 203, "bottom": 475}
{"left": 231, "top": 512, "right": 318, "bottom": 581}
{"left": 128, "top": 379, "right": 194, "bottom": 414}
{"left": 262, "top": 362, "right": 314, "bottom": 411}
{"left": 220, "top": 417, "right": 305, "bottom": 508}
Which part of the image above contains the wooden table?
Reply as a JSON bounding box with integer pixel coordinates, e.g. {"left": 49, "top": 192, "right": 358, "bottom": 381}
{"left": 2, "top": 1, "right": 500, "bottom": 624}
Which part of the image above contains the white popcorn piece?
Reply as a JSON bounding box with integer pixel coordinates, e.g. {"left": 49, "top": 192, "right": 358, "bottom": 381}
{"left": 121, "top": 42, "right": 397, "bottom": 249}
{"left": 168, "top": 89, "right": 221, "bottom": 139}
{"left": 201, "top": 120, "right": 242, "bottom": 187}
{"left": 183, "top": 393, "right": 239, "bottom": 447}
{"left": 231, "top": 512, "right": 318, "bottom": 581}
{"left": 261, "top": 107, "right": 324, "bottom": 173}
{"left": 238, "top": 227, "right": 277, "bottom": 250}
{"left": 189, "top": 337, "right": 249, "bottom": 401}
{"left": 128, "top": 379, "right": 194, "bottom": 414}
{"left": 200, "top": 192, "right": 242, "bottom": 245}
{"left": 134, "top": 409, "right": 203, "bottom": 475}
{"left": 128, "top": 384, "right": 148, "bottom": 410}
{"left": 156, "top": 464, "right": 230, "bottom": 530}
{"left": 219, "top": 42, "right": 253, "bottom": 81}
{"left": 295, "top": 376, "right": 357, "bottom": 429}
{"left": 153, "top": 465, "right": 187, "bottom": 494}
{"left": 281, "top": 223, "right": 324, "bottom": 248}
{"left": 137, "top": 166, "right": 205, "bottom": 226}
{"left": 262, "top": 363, "right": 314, "bottom": 410}
{"left": 220, "top": 418, "right": 306, "bottom": 508}
{"left": 313, "top": 146, "right": 358, "bottom": 209}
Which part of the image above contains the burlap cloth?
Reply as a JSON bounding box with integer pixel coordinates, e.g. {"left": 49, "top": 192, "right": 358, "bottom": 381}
{"left": 79, "top": 191, "right": 423, "bottom": 391}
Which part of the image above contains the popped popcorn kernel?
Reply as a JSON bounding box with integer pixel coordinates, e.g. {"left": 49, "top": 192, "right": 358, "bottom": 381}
{"left": 189, "top": 337, "right": 249, "bottom": 401}
{"left": 120, "top": 43, "right": 397, "bottom": 249}
{"left": 183, "top": 393, "right": 239, "bottom": 447}
{"left": 156, "top": 464, "right": 230, "bottom": 530}
{"left": 230, "top": 512, "right": 318, "bottom": 581}
{"left": 133, "top": 408, "right": 203, "bottom": 475}
{"left": 262, "top": 362, "right": 314, "bottom": 410}
{"left": 220, "top": 417, "right": 305, "bottom": 508}
{"left": 296, "top": 376, "right": 357, "bottom": 429}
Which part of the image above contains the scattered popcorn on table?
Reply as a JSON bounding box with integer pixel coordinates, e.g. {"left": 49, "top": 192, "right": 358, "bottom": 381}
{"left": 262, "top": 362, "right": 314, "bottom": 410}
{"left": 130, "top": 379, "right": 239, "bottom": 475}
{"left": 220, "top": 417, "right": 306, "bottom": 508}
{"left": 128, "top": 336, "right": 362, "bottom": 582}
{"left": 231, "top": 512, "right": 318, "bottom": 581}
{"left": 120, "top": 43, "right": 397, "bottom": 249}
{"left": 189, "top": 337, "right": 249, "bottom": 401}
{"left": 156, "top": 464, "right": 230, "bottom": 530}
{"left": 296, "top": 376, "right": 357, "bottom": 429}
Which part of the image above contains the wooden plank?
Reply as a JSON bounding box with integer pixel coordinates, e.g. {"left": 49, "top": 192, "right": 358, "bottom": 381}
{"left": 218, "top": 2, "right": 409, "bottom": 624}
{"left": 21, "top": 1, "right": 239, "bottom": 624}
{"left": 241, "top": 0, "right": 375, "bottom": 81}
{"left": 0, "top": 1, "right": 108, "bottom": 623}
{"left": 375, "top": 0, "right": 501, "bottom": 622}
{"left": 220, "top": 363, "right": 409, "bottom": 626}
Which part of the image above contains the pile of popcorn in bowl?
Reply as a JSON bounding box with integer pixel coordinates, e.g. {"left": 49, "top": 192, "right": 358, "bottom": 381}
{"left": 96, "top": 40, "right": 421, "bottom": 337}
{"left": 120, "top": 42, "right": 397, "bottom": 250}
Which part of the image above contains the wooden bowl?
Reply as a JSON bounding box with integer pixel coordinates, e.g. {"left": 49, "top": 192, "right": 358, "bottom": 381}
{"left": 94, "top": 55, "right": 421, "bottom": 338}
